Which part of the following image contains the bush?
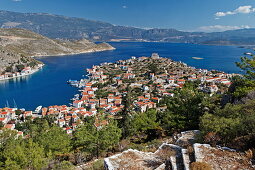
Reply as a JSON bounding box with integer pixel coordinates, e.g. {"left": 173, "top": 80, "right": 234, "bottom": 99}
{"left": 190, "top": 162, "right": 212, "bottom": 170}
{"left": 200, "top": 99, "right": 255, "bottom": 149}
{"left": 28, "top": 61, "right": 38, "bottom": 67}
{"left": 5, "top": 66, "right": 13, "bottom": 72}
{"left": 92, "top": 159, "right": 104, "bottom": 170}
{"left": 16, "top": 64, "right": 25, "bottom": 71}
{"left": 53, "top": 161, "right": 75, "bottom": 170}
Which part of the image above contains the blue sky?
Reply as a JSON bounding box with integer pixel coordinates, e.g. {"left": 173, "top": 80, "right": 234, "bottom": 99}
{"left": 0, "top": 0, "right": 255, "bottom": 32}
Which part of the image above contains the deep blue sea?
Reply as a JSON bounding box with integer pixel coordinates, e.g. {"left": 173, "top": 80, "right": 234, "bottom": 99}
{"left": 0, "top": 42, "right": 252, "bottom": 110}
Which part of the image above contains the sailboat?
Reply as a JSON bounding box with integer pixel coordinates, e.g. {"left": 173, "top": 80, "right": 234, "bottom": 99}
{"left": 6, "top": 100, "right": 10, "bottom": 108}
{"left": 13, "top": 99, "right": 18, "bottom": 108}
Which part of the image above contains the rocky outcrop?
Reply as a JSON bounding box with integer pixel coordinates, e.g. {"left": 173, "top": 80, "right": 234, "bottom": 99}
{"left": 175, "top": 130, "right": 200, "bottom": 148}
{"left": 233, "top": 90, "right": 255, "bottom": 104}
{"left": 0, "top": 47, "right": 41, "bottom": 73}
{"left": 104, "top": 143, "right": 184, "bottom": 170}
{"left": 104, "top": 130, "right": 255, "bottom": 170}
{"left": 194, "top": 143, "right": 254, "bottom": 170}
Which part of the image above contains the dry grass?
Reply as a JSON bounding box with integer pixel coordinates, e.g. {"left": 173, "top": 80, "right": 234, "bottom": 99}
{"left": 190, "top": 162, "right": 212, "bottom": 170}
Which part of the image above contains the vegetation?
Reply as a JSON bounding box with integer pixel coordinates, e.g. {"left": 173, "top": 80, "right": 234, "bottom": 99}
{"left": 16, "top": 64, "right": 25, "bottom": 71}
{"left": 158, "top": 88, "right": 210, "bottom": 133}
{"left": 199, "top": 53, "right": 255, "bottom": 150}
{"left": 200, "top": 99, "right": 255, "bottom": 150}
{"left": 1, "top": 54, "right": 255, "bottom": 168}
{"left": 236, "top": 54, "right": 255, "bottom": 80}
{"left": 0, "top": 130, "right": 46, "bottom": 170}
{"left": 73, "top": 118, "right": 121, "bottom": 159}
{"left": 91, "top": 159, "right": 104, "bottom": 170}
{"left": 95, "top": 89, "right": 112, "bottom": 98}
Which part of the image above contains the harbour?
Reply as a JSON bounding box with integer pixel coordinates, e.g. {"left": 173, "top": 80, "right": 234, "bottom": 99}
{"left": 0, "top": 42, "right": 250, "bottom": 110}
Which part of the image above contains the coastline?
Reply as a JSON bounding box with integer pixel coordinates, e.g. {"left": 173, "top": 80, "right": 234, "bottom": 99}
{"left": 108, "top": 41, "right": 255, "bottom": 49}
{"left": 0, "top": 64, "right": 44, "bottom": 81}
{"left": 1, "top": 46, "right": 115, "bottom": 82}
{"left": 32, "top": 46, "right": 116, "bottom": 58}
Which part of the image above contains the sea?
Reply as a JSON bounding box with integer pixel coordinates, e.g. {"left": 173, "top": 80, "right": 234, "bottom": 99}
{"left": 0, "top": 42, "right": 252, "bottom": 110}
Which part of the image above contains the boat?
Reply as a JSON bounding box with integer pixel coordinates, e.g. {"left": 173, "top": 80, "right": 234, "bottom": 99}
{"left": 70, "top": 94, "right": 80, "bottom": 101}
{"left": 67, "top": 79, "right": 80, "bottom": 87}
{"left": 244, "top": 52, "right": 252, "bottom": 55}
{"left": 67, "top": 79, "right": 78, "bottom": 84}
{"left": 35, "top": 106, "right": 42, "bottom": 113}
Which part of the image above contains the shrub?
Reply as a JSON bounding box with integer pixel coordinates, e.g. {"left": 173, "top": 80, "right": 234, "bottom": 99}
{"left": 53, "top": 161, "right": 75, "bottom": 170}
{"left": 92, "top": 159, "right": 104, "bottom": 170}
{"left": 16, "top": 64, "right": 25, "bottom": 71}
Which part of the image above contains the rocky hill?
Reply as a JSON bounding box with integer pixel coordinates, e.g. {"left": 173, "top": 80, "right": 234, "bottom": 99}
{"left": 103, "top": 131, "right": 254, "bottom": 170}
{"left": 1, "top": 10, "right": 255, "bottom": 45}
{"left": 0, "top": 28, "right": 115, "bottom": 73}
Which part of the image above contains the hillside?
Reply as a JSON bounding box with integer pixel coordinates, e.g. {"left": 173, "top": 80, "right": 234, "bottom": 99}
{"left": 0, "top": 28, "right": 115, "bottom": 73}
{"left": 1, "top": 10, "right": 255, "bottom": 45}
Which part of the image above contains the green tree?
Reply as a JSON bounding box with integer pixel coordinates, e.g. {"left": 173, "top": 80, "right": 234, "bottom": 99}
{"left": 15, "top": 109, "right": 23, "bottom": 116}
{"left": 15, "top": 118, "right": 71, "bottom": 157}
{"left": 148, "top": 63, "right": 159, "bottom": 74}
{"left": 16, "top": 64, "right": 25, "bottom": 72}
{"left": 36, "top": 125, "right": 71, "bottom": 157}
{"left": 159, "top": 87, "right": 209, "bottom": 133}
{"left": 200, "top": 99, "right": 255, "bottom": 149}
{"left": 52, "top": 161, "right": 75, "bottom": 170}
{"left": 0, "top": 121, "right": 4, "bottom": 129}
{"left": 0, "top": 129, "right": 17, "bottom": 154}
{"left": 73, "top": 118, "right": 121, "bottom": 158}
{"left": 129, "top": 109, "right": 162, "bottom": 141}
{"left": 118, "top": 85, "right": 133, "bottom": 138}
{"left": 236, "top": 54, "right": 255, "bottom": 80}
{"left": 1, "top": 138, "right": 46, "bottom": 170}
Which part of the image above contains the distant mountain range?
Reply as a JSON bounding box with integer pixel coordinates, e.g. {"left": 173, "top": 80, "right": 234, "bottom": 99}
{"left": 0, "top": 10, "right": 255, "bottom": 46}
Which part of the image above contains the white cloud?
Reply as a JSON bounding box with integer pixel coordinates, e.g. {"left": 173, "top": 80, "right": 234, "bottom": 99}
{"left": 12, "top": 0, "right": 22, "bottom": 1}
{"left": 215, "top": 5, "right": 255, "bottom": 18}
{"left": 198, "top": 25, "right": 251, "bottom": 32}
{"left": 235, "top": 5, "right": 255, "bottom": 14}
{"left": 122, "top": 6, "right": 127, "bottom": 9}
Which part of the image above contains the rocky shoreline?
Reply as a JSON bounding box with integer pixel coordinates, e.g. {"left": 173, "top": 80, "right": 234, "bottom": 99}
{"left": 0, "top": 28, "right": 115, "bottom": 76}
{"left": 33, "top": 43, "right": 116, "bottom": 58}
{"left": 1, "top": 44, "right": 115, "bottom": 81}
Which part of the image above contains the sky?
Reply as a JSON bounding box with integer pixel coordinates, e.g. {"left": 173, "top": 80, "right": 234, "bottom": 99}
{"left": 0, "top": 0, "right": 255, "bottom": 32}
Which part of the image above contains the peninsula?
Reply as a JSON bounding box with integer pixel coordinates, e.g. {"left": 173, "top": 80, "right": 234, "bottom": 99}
{"left": 0, "top": 28, "right": 115, "bottom": 80}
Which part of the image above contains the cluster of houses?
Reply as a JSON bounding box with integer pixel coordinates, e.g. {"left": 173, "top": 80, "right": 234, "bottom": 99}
{"left": 0, "top": 64, "right": 43, "bottom": 81}
{"left": 0, "top": 54, "right": 236, "bottom": 135}
{"left": 74, "top": 53, "right": 234, "bottom": 113}
{"left": 0, "top": 107, "right": 24, "bottom": 136}
{"left": 0, "top": 105, "right": 93, "bottom": 135}
{"left": 0, "top": 103, "right": 114, "bottom": 135}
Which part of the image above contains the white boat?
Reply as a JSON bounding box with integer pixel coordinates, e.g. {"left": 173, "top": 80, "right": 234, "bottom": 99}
{"left": 35, "top": 106, "right": 42, "bottom": 113}
{"left": 244, "top": 52, "right": 252, "bottom": 55}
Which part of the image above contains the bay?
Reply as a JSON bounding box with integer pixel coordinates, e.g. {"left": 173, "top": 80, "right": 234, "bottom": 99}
{"left": 0, "top": 42, "right": 251, "bottom": 110}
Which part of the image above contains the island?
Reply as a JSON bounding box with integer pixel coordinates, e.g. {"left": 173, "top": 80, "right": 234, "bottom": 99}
{"left": 192, "top": 57, "right": 204, "bottom": 60}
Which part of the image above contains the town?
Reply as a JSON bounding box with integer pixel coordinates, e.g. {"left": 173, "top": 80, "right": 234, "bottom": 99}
{"left": 0, "top": 54, "right": 236, "bottom": 135}
{"left": 0, "top": 64, "right": 44, "bottom": 81}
